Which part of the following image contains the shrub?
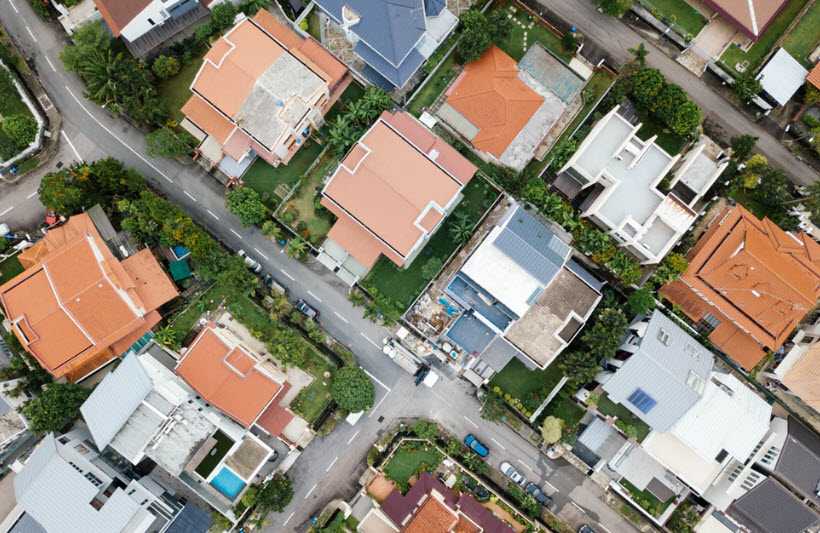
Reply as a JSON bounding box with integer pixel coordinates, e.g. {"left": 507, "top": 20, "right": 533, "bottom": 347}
{"left": 22, "top": 383, "right": 89, "bottom": 433}
{"left": 226, "top": 187, "right": 267, "bottom": 226}
{"left": 2, "top": 114, "right": 37, "bottom": 151}
{"left": 152, "top": 55, "right": 180, "bottom": 79}
{"left": 146, "top": 127, "right": 195, "bottom": 158}
{"left": 541, "top": 416, "right": 562, "bottom": 444}
{"left": 330, "top": 366, "right": 375, "bottom": 412}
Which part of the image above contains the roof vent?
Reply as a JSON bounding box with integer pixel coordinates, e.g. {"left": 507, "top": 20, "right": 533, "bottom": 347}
{"left": 428, "top": 149, "right": 440, "bottom": 161}
{"left": 657, "top": 328, "right": 671, "bottom": 346}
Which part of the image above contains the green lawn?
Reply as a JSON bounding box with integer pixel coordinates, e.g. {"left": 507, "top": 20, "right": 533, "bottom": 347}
{"left": 384, "top": 442, "right": 443, "bottom": 490}
{"left": 782, "top": 0, "right": 820, "bottom": 66}
{"left": 720, "top": 0, "right": 809, "bottom": 76}
{"left": 194, "top": 430, "right": 233, "bottom": 478}
{"left": 281, "top": 151, "right": 338, "bottom": 245}
{"left": 540, "top": 393, "right": 585, "bottom": 435}
{"left": 620, "top": 479, "right": 674, "bottom": 517}
{"left": 363, "top": 177, "right": 499, "bottom": 309}
{"left": 306, "top": 10, "right": 322, "bottom": 41}
{"left": 490, "top": 358, "right": 565, "bottom": 411}
{"left": 242, "top": 140, "right": 324, "bottom": 207}
{"left": 290, "top": 378, "right": 332, "bottom": 423}
{"left": 0, "top": 255, "right": 23, "bottom": 283}
{"left": 493, "top": 2, "right": 573, "bottom": 62}
{"left": 408, "top": 53, "right": 459, "bottom": 117}
{"left": 158, "top": 56, "right": 204, "bottom": 122}
{"left": 637, "top": 0, "right": 707, "bottom": 39}
{"left": 597, "top": 394, "right": 651, "bottom": 442}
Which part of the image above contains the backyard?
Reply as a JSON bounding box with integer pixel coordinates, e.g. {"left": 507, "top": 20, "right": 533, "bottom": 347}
{"left": 157, "top": 56, "right": 204, "bottom": 122}
{"left": 637, "top": 0, "right": 707, "bottom": 39}
{"left": 242, "top": 140, "right": 325, "bottom": 208}
{"left": 781, "top": 0, "right": 820, "bottom": 66}
{"left": 194, "top": 430, "right": 233, "bottom": 478}
{"left": 279, "top": 150, "right": 338, "bottom": 245}
{"left": 362, "top": 177, "right": 500, "bottom": 309}
{"left": 492, "top": 1, "right": 573, "bottom": 63}
{"left": 383, "top": 441, "right": 444, "bottom": 490}
{"left": 719, "top": 0, "right": 809, "bottom": 76}
{"left": 0, "top": 254, "right": 23, "bottom": 283}
{"left": 489, "top": 358, "right": 566, "bottom": 413}
{"left": 596, "top": 393, "right": 651, "bottom": 442}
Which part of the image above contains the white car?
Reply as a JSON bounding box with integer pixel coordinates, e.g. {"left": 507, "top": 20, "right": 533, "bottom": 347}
{"left": 500, "top": 461, "right": 527, "bottom": 486}
{"left": 237, "top": 249, "right": 262, "bottom": 273}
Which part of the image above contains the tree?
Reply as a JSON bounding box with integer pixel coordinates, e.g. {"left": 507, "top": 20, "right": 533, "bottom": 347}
{"left": 668, "top": 99, "right": 701, "bottom": 136}
{"left": 651, "top": 252, "right": 688, "bottom": 287}
{"left": 449, "top": 212, "right": 474, "bottom": 243}
{"left": 61, "top": 21, "right": 111, "bottom": 72}
{"left": 652, "top": 83, "right": 688, "bottom": 123}
{"left": 154, "top": 326, "right": 181, "bottom": 350}
{"left": 330, "top": 366, "right": 375, "bottom": 412}
{"left": 541, "top": 416, "right": 563, "bottom": 444}
{"left": 152, "top": 55, "right": 180, "bottom": 79}
{"left": 210, "top": 2, "right": 238, "bottom": 34}
{"left": 38, "top": 159, "right": 144, "bottom": 214}
{"left": 630, "top": 68, "right": 665, "bottom": 108}
{"left": 627, "top": 286, "right": 655, "bottom": 316}
{"left": 285, "top": 237, "right": 308, "bottom": 259}
{"left": 667, "top": 501, "right": 700, "bottom": 533}
{"left": 559, "top": 350, "right": 602, "bottom": 388}
{"left": 597, "top": 0, "right": 634, "bottom": 17}
{"left": 581, "top": 307, "right": 628, "bottom": 360}
{"left": 327, "top": 115, "right": 358, "bottom": 155}
{"left": 731, "top": 134, "right": 757, "bottom": 162}
{"left": 3, "top": 114, "right": 37, "bottom": 150}
{"left": 239, "top": 0, "right": 271, "bottom": 16}
{"left": 562, "top": 31, "right": 577, "bottom": 52}
{"left": 487, "top": 9, "right": 512, "bottom": 41}
{"left": 261, "top": 220, "right": 282, "bottom": 240}
{"left": 146, "top": 127, "right": 194, "bottom": 158}
{"left": 226, "top": 187, "right": 267, "bottom": 226}
{"left": 629, "top": 42, "right": 648, "bottom": 67}
{"left": 456, "top": 10, "right": 493, "bottom": 63}
{"left": 733, "top": 71, "right": 762, "bottom": 104}
{"left": 22, "top": 382, "right": 90, "bottom": 433}
{"left": 421, "top": 257, "right": 443, "bottom": 280}
{"left": 252, "top": 474, "right": 293, "bottom": 525}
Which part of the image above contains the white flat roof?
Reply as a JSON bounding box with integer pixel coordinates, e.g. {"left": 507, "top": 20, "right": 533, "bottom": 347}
{"left": 757, "top": 48, "right": 808, "bottom": 106}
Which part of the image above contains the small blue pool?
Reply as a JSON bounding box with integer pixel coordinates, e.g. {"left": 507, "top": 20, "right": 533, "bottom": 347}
{"left": 210, "top": 467, "right": 246, "bottom": 500}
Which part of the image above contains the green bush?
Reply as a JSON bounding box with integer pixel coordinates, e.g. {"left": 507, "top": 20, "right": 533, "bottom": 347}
{"left": 2, "top": 114, "right": 37, "bottom": 150}
{"left": 152, "top": 55, "right": 181, "bottom": 79}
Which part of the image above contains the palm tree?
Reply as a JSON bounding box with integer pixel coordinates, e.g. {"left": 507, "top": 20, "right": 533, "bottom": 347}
{"left": 361, "top": 88, "right": 392, "bottom": 119}
{"left": 449, "top": 212, "right": 474, "bottom": 243}
{"left": 80, "top": 49, "right": 124, "bottom": 106}
{"left": 328, "top": 116, "right": 357, "bottom": 155}
{"left": 286, "top": 237, "right": 308, "bottom": 259}
{"left": 346, "top": 99, "right": 370, "bottom": 126}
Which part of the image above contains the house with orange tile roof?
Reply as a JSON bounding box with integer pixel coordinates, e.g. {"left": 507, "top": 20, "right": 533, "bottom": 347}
{"left": 0, "top": 212, "right": 178, "bottom": 381}
{"left": 660, "top": 204, "right": 820, "bottom": 370}
{"left": 181, "top": 10, "right": 350, "bottom": 177}
{"left": 808, "top": 63, "right": 820, "bottom": 90}
{"left": 317, "top": 110, "right": 477, "bottom": 284}
{"left": 438, "top": 45, "right": 584, "bottom": 171}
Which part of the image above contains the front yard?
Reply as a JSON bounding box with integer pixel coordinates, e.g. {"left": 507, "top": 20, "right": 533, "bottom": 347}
{"left": 279, "top": 150, "right": 338, "bottom": 245}
{"left": 0, "top": 66, "right": 35, "bottom": 161}
{"left": 637, "top": 0, "right": 707, "bottom": 39}
{"left": 0, "top": 254, "right": 23, "bottom": 283}
{"left": 383, "top": 441, "right": 443, "bottom": 490}
{"left": 719, "top": 0, "right": 809, "bottom": 76}
{"left": 243, "top": 140, "right": 325, "bottom": 207}
{"left": 493, "top": 1, "right": 572, "bottom": 63}
{"left": 782, "top": 0, "right": 820, "bottom": 66}
{"left": 158, "top": 56, "right": 204, "bottom": 123}
{"left": 490, "top": 358, "right": 565, "bottom": 413}
{"left": 362, "top": 177, "right": 499, "bottom": 309}
{"left": 597, "top": 393, "right": 651, "bottom": 442}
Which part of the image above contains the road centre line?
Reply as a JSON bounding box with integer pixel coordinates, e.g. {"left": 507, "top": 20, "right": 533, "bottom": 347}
{"left": 206, "top": 209, "right": 219, "bottom": 220}
{"left": 325, "top": 456, "right": 338, "bottom": 472}
{"left": 279, "top": 269, "right": 295, "bottom": 280}
{"left": 304, "top": 483, "right": 317, "bottom": 499}
{"left": 26, "top": 191, "right": 37, "bottom": 199}
{"left": 359, "top": 332, "right": 380, "bottom": 350}
{"left": 368, "top": 389, "right": 390, "bottom": 417}
{"left": 543, "top": 480, "right": 558, "bottom": 493}
{"left": 253, "top": 248, "right": 269, "bottom": 261}
{"left": 362, "top": 367, "right": 390, "bottom": 391}
{"left": 60, "top": 130, "right": 82, "bottom": 162}
{"left": 517, "top": 459, "right": 534, "bottom": 473}
{"left": 346, "top": 430, "right": 360, "bottom": 445}
{"left": 183, "top": 190, "right": 196, "bottom": 202}
{"left": 282, "top": 512, "right": 295, "bottom": 526}
{"left": 8, "top": 0, "right": 18, "bottom": 14}
{"left": 0, "top": 206, "right": 13, "bottom": 217}
{"left": 25, "top": 25, "right": 35, "bottom": 41}
{"left": 230, "top": 229, "right": 243, "bottom": 239}
{"left": 64, "top": 86, "right": 174, "bottom": 183}
{"left": 333, "top": 311, "right": 349, "bottom": 323}
{"left": 307, "top": 290, "right": 322, "bottom": 302}
{"left": 490, "top": 437, "right": 506, "bottom": 450}
{"left": 463, "top": 415, "right": 478, "bottom": 428}
{"left": 44, "top": 56, "right": 56, "bottom": 72}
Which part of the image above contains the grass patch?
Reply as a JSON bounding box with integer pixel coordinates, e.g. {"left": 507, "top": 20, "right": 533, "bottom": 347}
{"left": 597, "top": 394, "right": 651, "bottom": 442}
{"left": 620, "top": 479, "right": 673, "bottom": 517}
{"left": 407, "top": 53, "right": 458, "bottom": 117}
{"left": 384, "top": 442, "right": 443, "bottom": 490}
{"left": 635, "top": 107, "right": 687, "bottom": 155}
{"left": 290, "top": 378, "right": 332, "bottom": 423}
{"left": 489, "top": 358, "right": 565, "bottom": 412}
{"left": 493, "top": 2, "right": 573, "bottom": 62}
{"left": 363, "top": 177, "right": 499, "bottom": 309}
{"left": 195, "top": 430, "right": 233, "bottom": 478}
{"left": 720, "top": 0, "right": 809, "bottom": 76}
{"left": 0, "top": 255, "right": 23, "bottom": 283}
{"left": 637, "top": 0, "right": 707, "bottom": 39}
{"left": 541, "top": 393, "right": 584, "bottom": 435}
{"left": 306, "top": 10, "right": 321, "bottom": 41}
{"left": 242, "top": 140, "right": 324, "bottom": 207}
{"left": 158, "top": 57, "right": 204, "bottom": 122}
{"left": 782, "top": 1, "right": 820, "bottom": 66}
{"left": 280, "top": 151, "right": 338, "bottom": 244}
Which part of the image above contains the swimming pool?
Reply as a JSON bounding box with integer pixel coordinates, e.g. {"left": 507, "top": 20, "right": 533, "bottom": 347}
{"left": 210, "top": 467, "right": 246, "bottom": 500}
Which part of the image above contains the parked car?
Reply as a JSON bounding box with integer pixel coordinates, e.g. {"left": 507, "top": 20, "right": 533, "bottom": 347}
{"left": 500, "top": 461, "right": 527, "bottom": 486}
{"left": 525, "top": 482, "right": 552, "bottom": 507}
{"left": 237, "top": 249, "right": 262, "bottom": 273}
{"left": 578, "top": 525, "right": 596, "bottom": 533}
{"left": 295, "top": 298, "right": 319, "bottom": 320}
{"left": 263, "top": 273, "right": 287, "bottom": 295}
{"left": 463, "top": 434, "right": 489, "bottom": 458}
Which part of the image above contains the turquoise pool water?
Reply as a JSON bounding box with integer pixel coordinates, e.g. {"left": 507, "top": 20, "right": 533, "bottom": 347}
{"left": 210, "top": 467, "right": 246, "bottom": 500}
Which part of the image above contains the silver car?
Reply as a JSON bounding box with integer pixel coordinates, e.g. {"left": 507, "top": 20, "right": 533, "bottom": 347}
{"left": 237, "top": 249, "right": 262, "bottom": 274}
{"left": 500, "top": 461, "right": 527, "bottom": 486}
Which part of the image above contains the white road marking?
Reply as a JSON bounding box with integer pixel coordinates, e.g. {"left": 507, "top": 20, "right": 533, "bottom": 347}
{"left": 307, "top": 290, "right": 322, "bottom": 303}
{"left": 517, "top": 459, "right": 534, "bottom": 473}
{"left": 206, "top": 209, "right": 219, "bottom": 220}
{"left": 60, "top": 130, "right": 82, "bottom": 161}
{"left": 230, "top": 229, "right": 243, "bottom": 239}
{"left": 596, "top": 524, "right": 612, "bottom": 533}
{"left": 8, "top": 0, "right": 18, "bottom": 13}
{"left": 325, "top": 456, "right": 338, "bottom": 472}
{"left": 362, "top": 367, "right": 390, "bottom": 391}
{"left": 571, "top": 502, "right": 587, "bottom": 515}
{"left": 183, "top": 190, "right": 196, "bottom": 202}
{"left": 463, "top": 415, "right": 479, "bottom": 428}
{"left": 26, "top": 191, "right": 37, "bottom": 199}
{"left": 346, "top": 430, "right": 360, "bottom": 445}
{"left": 0, "top": 206, "right": 13, "bottom": 217}
{"left": 304, "top": 483, "right": 317, "bottom": 499}
{"left": 368, "top": 389, "right": 391, "bottom": 417}
{"left": 25, "top": 25, "right": 35, "bottom": 41}
{"left": 65, "top": 86, "right": 174, "bottom": 183}
{"left": 253, "top": 247, "right": 269, "bottom": 261}
{"left": 333, "top": 311, "right": 349, "bottom": 323}
{"left": 490, "top": 437, "right": 507, "bottom": 451}
{"left": 359, "top": 332, "right": 380, "bottom": 350}
{"left": 44, "top": 56, "right": 56, "bottom": 72}
{"left": 279, "top": 268, "right": 295, "bottom": 281}
{"left": 282, "top": 512, "right": 295, "bottom": 526}
{"left": 543, "top": 480, "right": 558, "bottom": 493}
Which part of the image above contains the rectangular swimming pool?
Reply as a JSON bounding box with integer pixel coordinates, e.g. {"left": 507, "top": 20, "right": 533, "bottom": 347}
{"left": 210, "top": 467, "right": 246, "bottom": 500}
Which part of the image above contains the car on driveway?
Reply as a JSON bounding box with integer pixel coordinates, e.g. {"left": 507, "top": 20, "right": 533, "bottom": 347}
{"left": 237, "top": 250, "right": 262, "bottom": 273}
{"left": 525, "top": 482, "right": 552, "bottom": 507}
{"left": 463, "top": 434, "right": 489, "bottom": 458}
{"left": 500, "top": 461, "right": 527, "bottom": 486}
{"left": 295, "top": 298, "right": 319, "bottom": 320}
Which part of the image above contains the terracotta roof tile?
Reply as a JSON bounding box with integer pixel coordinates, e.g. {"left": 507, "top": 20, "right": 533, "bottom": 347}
{"left": 120, "top": 249, "right": 179, "bottom": 311}
{"left": 93, "top": 0, "right": 151, "bottom": 37}
{"left": 404, "top": 497, "right": 459, "bottom": 533}
{"left": 324, "top": 214, "right": 385, "bottom": 269}
{"left": 445, "top": 46, "right": 543, "bottom": 158}
{"left": 781, "top": 343, "right": 820, "bottom": 412}
{"left": 256, "top": 383, "right": 294, "bottom": 438}
{"left": 181, "top": 95, "right": 236, "bottom": 145}
{"left": 808, "top": 63, "right": 820, "bottom": 89}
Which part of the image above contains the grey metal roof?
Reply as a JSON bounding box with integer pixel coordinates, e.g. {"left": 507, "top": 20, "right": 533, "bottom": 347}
{"left": 478, "top": 336, "right": 518, "bottom": 372}
{"left": 602, "top": 310, "right": 714, "bottom": 431}
{"left": 164, "top": 504, "right": 211, "bottom": 533}
{"left": 773, "top": 418, "right": 820, "bottom": 504}
{"left": 577, "top": 417, "right": 625, "bottom": 462}
{"left": 8, "top": 513, "right": 47, "bottom": 533}
{"left": 315, "top": 0, "right": 426, "bottom": 66}
{"left": 729, "top": 478, "right": 820, "bottom": 533}
{"left": 81, "top": 353, "right": 153, "bottom": 451}
{"left": 495, "top": 206, "right": 571, "bottom": 285}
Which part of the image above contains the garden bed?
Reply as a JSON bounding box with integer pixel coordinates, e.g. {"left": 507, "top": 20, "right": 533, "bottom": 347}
{"left": 619, "top": 479, "right": 674, "bottom": 518}
{"left": 408, "top": 53, "right": 459, "bottom": 117}
{"left": 243, "top": 140, "right": 324, "bottom": 207}
{"left": 597, "top": 393, "right": 651, "bottom": 442}
{"left": 489, "top": 358, "right": 565, "bottom": 413}
{"left": 383, "top": 441, "right": 444, "bottom": 490}
{"left": 362, "top": 177, "right": 499, "bottom": 309}
{"left": 492, "top": 1, "right": 573, "bottom": 62}
{"left": 279, "top": 151, "right": 338, "bottom": 245}
{"left": 539, "top": 393, "right": 584, "bottom": 436}
{"left": 637, "top": 0, "right": 707, "bottom": 39}
{"left": 290, "top": 378, "right": 332, "bottom": 424}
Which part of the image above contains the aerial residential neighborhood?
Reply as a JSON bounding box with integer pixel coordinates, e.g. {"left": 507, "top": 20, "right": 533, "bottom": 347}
{"left": 0, "top": 0, "right": 819, "bottom": 532}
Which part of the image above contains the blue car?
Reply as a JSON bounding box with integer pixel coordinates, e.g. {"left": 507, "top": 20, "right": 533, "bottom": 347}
{"left": 464, "top": 434, "right": 489, "bottom": 458}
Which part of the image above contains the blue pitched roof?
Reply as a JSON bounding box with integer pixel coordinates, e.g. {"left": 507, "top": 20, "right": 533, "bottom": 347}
{"left": 424, "top": 0, "right": 445, "bottom": 16}
{"left": 354, "top": 41, "right": 425, "bottom": 88}
{"left": 494, "top": 206, "right": 572, "bottom": 285}
{"left": 315, "top": 0, "right": 427, "bottom": 67}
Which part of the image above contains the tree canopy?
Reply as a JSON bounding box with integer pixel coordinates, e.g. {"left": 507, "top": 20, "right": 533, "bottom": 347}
{"left": 456, "top": 9, "right": 511, "bottom": 63}
{"left": 330, "top": 366, "right": 375, "bottom": 412}
{"left": 38, "top": 158, "right": 144, "bottom": 214}
{"left": 146, "top": 127, "right": 195, "bottom": 158}
{"left": 226, "top": 186, "right": 268, "bottom": 226}
{"left": 22, "top": 382, "right": 90, "bottom": 433}
{"left": 541, "top": 416, "right": 563, "bottom": 444}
